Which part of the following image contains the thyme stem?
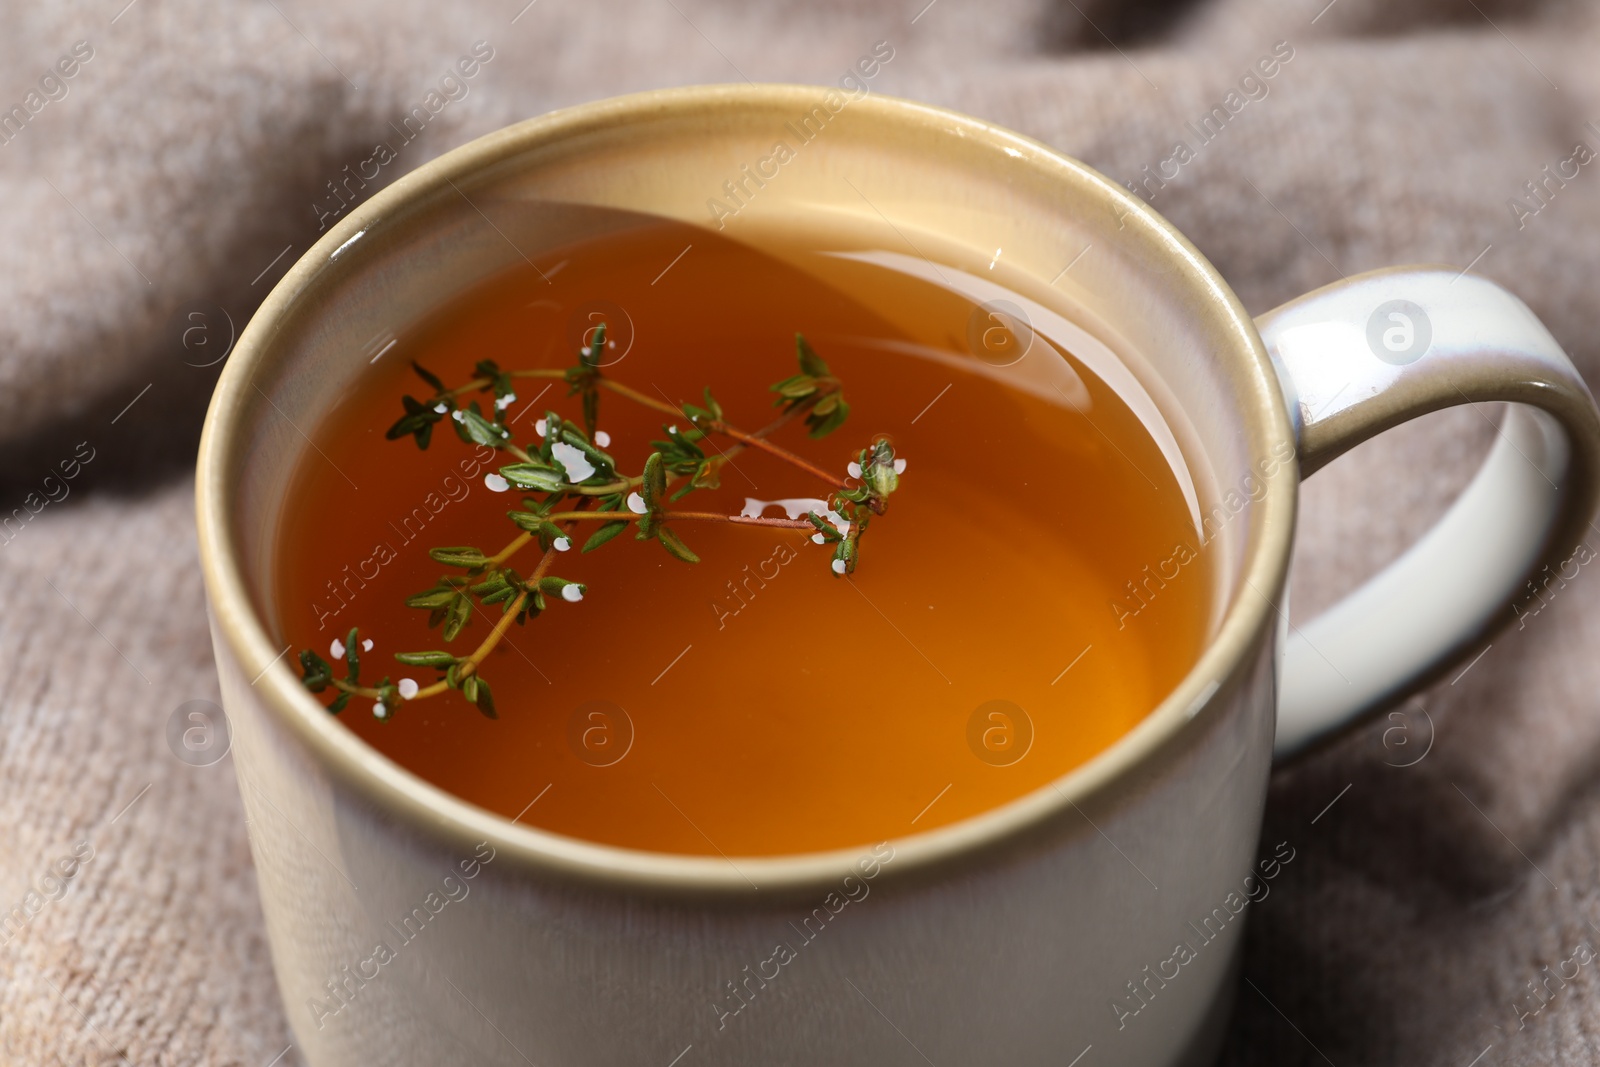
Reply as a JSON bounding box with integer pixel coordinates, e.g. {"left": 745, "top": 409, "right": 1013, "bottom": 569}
{"left": 544, "top": 510, "right": 814, "bottom": 530}
{"left": 490, "top": 531, "right": 533, "bottom": 566}
{"left": 411, "top": 509, "right": 579, "bottom": 699}
{"left": 504, "top": 366, "right": 844, "bottom": 489}
{"left": 307, "top": 333, "right": 895, "bottom": 720}
{"left": 701, "top": 418, "right": 845, "bottom": 489}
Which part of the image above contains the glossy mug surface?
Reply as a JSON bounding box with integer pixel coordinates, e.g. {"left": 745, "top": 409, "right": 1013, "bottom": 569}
{"left": 196, "top": 85, "right": 1600, "bottom": 1066}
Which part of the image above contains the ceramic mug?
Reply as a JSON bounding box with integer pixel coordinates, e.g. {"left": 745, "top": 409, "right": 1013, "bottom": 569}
{"left": 196, "top": 85, "right": 1600, "bottom": 1066}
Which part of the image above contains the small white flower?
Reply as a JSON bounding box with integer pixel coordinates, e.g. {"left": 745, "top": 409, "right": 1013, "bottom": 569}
{"left": 433, "top": 402, "right": 449, "bottom": 414}
{"left": 397, "top": 678, "right": 419, "bottom": 700}
{"left": 594, "top": 431, "right": 611, "bottom": 447}
{"left": 329, "top": 638, "right": 345, "bottom": 660}
{"left": 894, "top": 457, "right": 907, "bottom": 474}
{"left": 361, "top": 638, "right": 373, "bottom": 652}
{"left": 484, "top": 472, "right": 510, "bottom": 493}
{"left": 561, "top": 584, "right": 584, "bottom": 603}
{"left": 373, "top": 702, "right": 388, "bottom": 719}
{"left": 451, "top": 410, "right": 465, "bottom": 423}
{"left": 554, "top": 536, "right": 571, "bottom": 552}
{"left": 831, "top": 558, "right": 848, "bottom": 574}
{"left": 535, "top": 418, "right": 548, "bottom": 437}
{"left": 627, "top": 492, "right": 647, "bottom": 514}
{"left": 551, "top": 441, "right": 595, "bottom": 482}
{"left": 667, "top": 424, "right": 677, "bottom": 434}
{"left": 812, "top": 533, "right": 826, "bottom": 544}
{"left": 741, "top": 496, "right": 832, "bottom": 520}
{"left": 495, "top": 392, "right": 516, "bottom": 410}
{"left": 847, "top": 461, "right": 862, "bottom": 478}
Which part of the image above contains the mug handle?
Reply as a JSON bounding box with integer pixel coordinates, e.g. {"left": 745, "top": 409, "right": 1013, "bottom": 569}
{"left": 1256, "top": 266, "right": 1600, "bottom": 758}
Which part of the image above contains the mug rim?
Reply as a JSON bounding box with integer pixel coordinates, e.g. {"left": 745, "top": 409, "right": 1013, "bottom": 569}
{"left": 196, "top": 83, "right": 1296, "bottom": 897}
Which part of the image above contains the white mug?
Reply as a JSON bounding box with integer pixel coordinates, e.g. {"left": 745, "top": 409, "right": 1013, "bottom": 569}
{"left": 197, "top": 85, "right": 1600, "bottom": 1065}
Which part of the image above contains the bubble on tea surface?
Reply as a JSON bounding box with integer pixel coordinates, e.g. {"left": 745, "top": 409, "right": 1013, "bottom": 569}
{"left": 966, "top": 300, "right": 1034, "bottom": 367}
{"left": 166, "top": 301, "right": 236, "bottom": 368}
{"left": 166, "top": 700, "right": 232, "bottom": 767}
{"left": 566, "top": 300, "right": 635, "bottom": 367}
{"left": 567, "top": 699, "right": 635, "bottom": 767}
{"left": 966, "top": 699, "right": 1034, "bottom": 767}
{"left": 1365, "top": 299, "right": 1432, "bottom": 366}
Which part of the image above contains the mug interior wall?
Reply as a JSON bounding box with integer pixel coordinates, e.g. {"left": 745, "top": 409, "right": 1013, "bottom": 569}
{"left": 233, "top": 91, "right": 1272, "bottom": 651}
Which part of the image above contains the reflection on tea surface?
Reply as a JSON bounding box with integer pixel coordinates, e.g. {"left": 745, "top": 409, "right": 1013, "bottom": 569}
{"left": 275, "top": 209, "right": 1210, "bottom": 856}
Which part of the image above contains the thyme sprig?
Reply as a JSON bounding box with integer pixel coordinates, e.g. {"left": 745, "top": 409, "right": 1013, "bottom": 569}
{"left": 298, "top": 330, "right": 903, "bottom": 720}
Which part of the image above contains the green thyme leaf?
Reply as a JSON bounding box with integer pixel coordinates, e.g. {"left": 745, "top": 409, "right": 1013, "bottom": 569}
{"left": 834, "top": 538, "right": 856, "bottom": 573}
{"left": 556, "top": 426, "right": 617, "bottom": 481}
{"left": 508, "top": 510, "right": 546, "bottom": 533}
{"left": 474, "top": 676, "right": 497, "bottom": 719}
{"left": 805, "top": 511, "right": 842, "bottom": 542}
{"left": 537, "top": 409, "right": 565, "bottom": 454}
{"left": 651, "top": 425, "right": 706, "bottom": 476}
{"left": 405, "top": 586, "right": 458, "bottom": 610}
{"left": 471, "top": 571, "right": 510, "bottom": 596}
{"left": 533, "top": 521, "right": 566, "bottom": 551}
{"left": 796, "top": 333, "right": 830, "bottom": 378}
{"left": 807, "top": 396, "right": 850, "bottom": 438}
{"left": 429, "top": 546, "right": 489, "bottom": 568}
{"left": 520, "top": 496, "right": 557, "bottom": 516}
{"left": 455, "top": 403, "right": 510, "bottom": 448}
{"left": 328, "top": 691, "right": 350, "bottom": 714}
{"left": 641, "top": 452, "right": 667, "bottom": 513}
{"left": 413, "top": 362, "right": 446, "bottom": 393}
{"left": 668, "top": 477, "right": 699, "bottom": 502}
{"left": 386, "top": 411, "right": 426, "bottom": 439}
{"left": 395, "top": 650, "right": 456, "bottom": 667}
{"left": 299, "top": 649, "right": 332, "bottom": 692}
{"left": 344, "top": 627, "right": 361, "bottom": 685}
{"left": 386, "top": 394, "right": 443, "bottom": 450}
{"left": 766, "top": 336, "right": 848, "bottom": 434}
{"left": 580, "top": 321, "right": 606, "bottom": 368}
{"left": 499, "top": 462, "right": 566, "bottom": 492}
{"left": 835, "top": 484, "right": 870, "bottom": 504}
{"left": 537, "top": 577, "right": 585, "bottom": 600}
{"left": 860, "top": 439, "right": 899, "bottom": 498}
{"left": 657, "top": 526, "right": 700, "bottom": 564}
{"left": 443, "top": 594, "right": 473, "bottom": 641}
{"left": 583, "top": 520, "right": 629, "bottom": 552}
{"left": 699, "top": 386, "right": 724, "bottom": 422}
{"left": 680, "top": 388, "right": 725, "bottom": 426}
{"left": 771, "top": 375, "right": 816, "bottom": 401}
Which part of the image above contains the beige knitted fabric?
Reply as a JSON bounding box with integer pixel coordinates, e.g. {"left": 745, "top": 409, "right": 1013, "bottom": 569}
{"left": 4, "top": 0, "right": 1600, "bottom": 1063}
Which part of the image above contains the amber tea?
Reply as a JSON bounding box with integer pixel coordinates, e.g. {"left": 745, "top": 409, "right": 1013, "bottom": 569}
{"left": 274, "top": 212, "right": 1212, "bottom": 856}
